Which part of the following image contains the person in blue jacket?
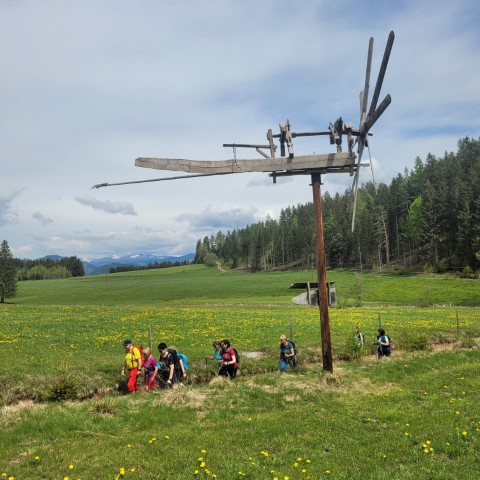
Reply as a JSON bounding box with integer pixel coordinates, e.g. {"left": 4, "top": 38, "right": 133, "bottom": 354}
{"left": 279, "top": 334, "right": 296, "bottom": 373}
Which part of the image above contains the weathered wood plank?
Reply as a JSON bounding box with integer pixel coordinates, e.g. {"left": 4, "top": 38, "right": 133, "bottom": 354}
{"left": 135, "top": 152, "right": 356, "bottom": 174}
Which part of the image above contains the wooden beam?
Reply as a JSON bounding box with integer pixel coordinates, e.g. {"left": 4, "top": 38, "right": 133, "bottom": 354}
{"left": 135, "top": 152, "right": 356, "bottom": 175}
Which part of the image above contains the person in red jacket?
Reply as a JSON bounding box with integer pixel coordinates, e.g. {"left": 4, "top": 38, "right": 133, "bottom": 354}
{"left": 120, "top": 339, "right": 142, "bottom": 393}
{"left": 219, "top": 339, "right": 238, "bottom": 379}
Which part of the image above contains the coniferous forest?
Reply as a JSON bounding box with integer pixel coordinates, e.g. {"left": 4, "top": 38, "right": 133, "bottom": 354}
{"left": 195, "top": 137, "right": 480, "bottom": 273}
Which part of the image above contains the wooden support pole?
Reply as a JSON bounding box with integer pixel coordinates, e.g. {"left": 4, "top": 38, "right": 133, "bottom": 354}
{"left": 148, "top": 326, "right": 153, "bottom": 351}
{"left": 311, "top": 172, "right": 333, "bottom": 372}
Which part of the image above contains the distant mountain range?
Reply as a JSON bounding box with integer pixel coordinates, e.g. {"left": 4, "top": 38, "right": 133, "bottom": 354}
{"left": 80, "top": 253, "right": 194, "bottom": 275}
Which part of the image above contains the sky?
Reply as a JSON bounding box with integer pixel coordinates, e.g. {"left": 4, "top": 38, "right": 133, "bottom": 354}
{"left": 1, "top": 0, "right": 479, "bottom": 260}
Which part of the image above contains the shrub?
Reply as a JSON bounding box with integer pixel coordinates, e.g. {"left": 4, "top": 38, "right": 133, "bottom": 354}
{"left": 46, "top": 362, "right": 79, "bottom": 402}
{"left": 203, "top": 252, "right": 220, "bottom": 267}
{"left": 400, "top": 332, "right": 429, "bottom": 351}
{"left": 458, "top": 266, "right": 478, "bottom": 279}
{"left": 90, "top": 398, "right": 116, "bottom": 416}
{"left": 416, "top": 286, "right": 431, "bottom": 307}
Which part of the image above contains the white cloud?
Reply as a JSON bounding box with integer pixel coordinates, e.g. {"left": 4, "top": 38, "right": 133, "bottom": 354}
{"left": 75, "top": 195, "right": 137, "bottom": 216}
{"left": 32, "top": 211, "right": 54, "bottom": 226}
{"left": 0, "top": 189, "right": 23, "bottom": 226}
{"left": 1, "top": 0, "right": 479, "bottom": 259}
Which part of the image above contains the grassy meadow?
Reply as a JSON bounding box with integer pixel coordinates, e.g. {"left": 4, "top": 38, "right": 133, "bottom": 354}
{"left": 0, "top": 266, "right": 479, "bottom": 479}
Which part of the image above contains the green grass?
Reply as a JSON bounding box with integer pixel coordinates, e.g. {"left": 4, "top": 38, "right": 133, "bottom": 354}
{"left": 1, "top": 266, "right": 479, "bottom": 479}
{"left": 13, "top": 265, "right": 480, "bottom": 306}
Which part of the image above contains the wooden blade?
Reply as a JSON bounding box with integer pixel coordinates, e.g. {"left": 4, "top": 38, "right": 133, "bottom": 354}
{"left": 368, "top": 31, "right": 395, "bottom": 118}
{"left": 135, "top": 152, "right": 356, "bottom": 174}
{"left": 350, "top": 149, "right": 363, "bottom": 232}
{"left": 360, "top": 94, "right": 391, "bottom": 135}
{"left": 360, "top": 37, "right": 374, "bottom": 126}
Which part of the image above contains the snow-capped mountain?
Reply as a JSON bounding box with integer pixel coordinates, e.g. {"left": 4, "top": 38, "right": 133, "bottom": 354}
{"left": 82, "top": 253, "right": 194, "bottom": 275}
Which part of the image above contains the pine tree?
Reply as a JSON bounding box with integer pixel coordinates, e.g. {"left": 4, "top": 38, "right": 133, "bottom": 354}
{"left": 0, "top": 240, "right": 17, "bottom": 303}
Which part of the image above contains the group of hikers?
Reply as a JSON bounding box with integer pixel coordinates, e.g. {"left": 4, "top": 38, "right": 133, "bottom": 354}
{"left": 355, "top": 326, "right": 392, "bottom": 357}
{"left": 120, "top": 338, "right": 240, "bottom": 393}
{"left": 121, "top": 327, "right": 391, "bottom": 393}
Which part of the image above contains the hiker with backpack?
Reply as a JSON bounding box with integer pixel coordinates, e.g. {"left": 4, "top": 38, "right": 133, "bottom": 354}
{"left": 373, "top": 328, "right": 391, "bottom": 358}
{"left": 279, "top": 334, "right": 296, "bottom": 373}
{"left": 206, "top": 341, "right": 223, "bottom": 372}
{"left": 142, "top": 347, "right": 158, "bottom": 390}
{"left": 157, "top": 342, "right": 179, "bottom": 388}
{"left": 120, "top": 339, "right": 143, "bottom": 393}
{"left": 219, "top": 339, "right": 239, "bottom": 379}
{"left": 354, "top": 326, "right": 365, "bottom": 351}
{"left": 169, "top": 345, "right": 188, "bottom": 383}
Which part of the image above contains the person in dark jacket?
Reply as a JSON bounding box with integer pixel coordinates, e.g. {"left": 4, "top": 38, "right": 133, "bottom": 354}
{"left": 219, "top": 339, "right": 238, "bottom": 379}
{"left": 373, "top": 328, "right": 391, "bottom": 358}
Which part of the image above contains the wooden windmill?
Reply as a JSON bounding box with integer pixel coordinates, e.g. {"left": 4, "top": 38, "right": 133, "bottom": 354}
{"left": 93, "top": 31, "right": 395, "bottom": 372}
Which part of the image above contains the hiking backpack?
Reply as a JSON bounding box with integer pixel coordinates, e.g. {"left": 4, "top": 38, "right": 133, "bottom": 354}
{"left": 133, "top": 344, "right": 143, "bottom": 363}
{"left": 230, "top": 348, "right": 240, "bottom": 364}
{"left": 177, "top": 353, "right": 189, "bottom": 370}
{"left": 289, "top": 340, "right": 298, "bottom": 355}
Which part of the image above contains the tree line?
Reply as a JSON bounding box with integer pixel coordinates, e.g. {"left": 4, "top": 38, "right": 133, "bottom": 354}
{"left": 109, "top": 259, "right": 191, "bottom": 274}
{"left": 14, "top": 256, "right": 85, "bottom": 280}
{"left": 194, "top": 137, "right": 480, "bottom": 273}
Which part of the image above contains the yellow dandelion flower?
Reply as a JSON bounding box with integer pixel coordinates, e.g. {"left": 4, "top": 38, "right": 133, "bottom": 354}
{"left": 165, "top": 435, "right": 170, "bottom": 439}
{"left": 426, "top": 440, "right": 431, "bottom": 445}
{"left": 119, "top": 467, "right": 126, "bottom": 475}
{"left": 194, "top": 470, "right": 199, "bottom": 475}
{"left": 131, "top": 468, "right": 136, "bottom": 472}
{"left": 201, "top": 449, "right": 207, "bottom": 453}
{"left": 423, "top": 448, "right": 429, "bottom": 453}
{"left": 35, "top": 456, "right": 40, "bottom": 460}
{"left": 296, "top": 457, "right": 302, "bottom": 462}
{"left": 69, "top": 465, "right": 74, "bottom": 470}
{"left": 306, "top": 460, "right": 311, "bottom": 464}
{"left": 200, "top": 462, "right": 206, "bottom": 468}
{"left": 462, "top": 431, "right": 468, "bottom": 436}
